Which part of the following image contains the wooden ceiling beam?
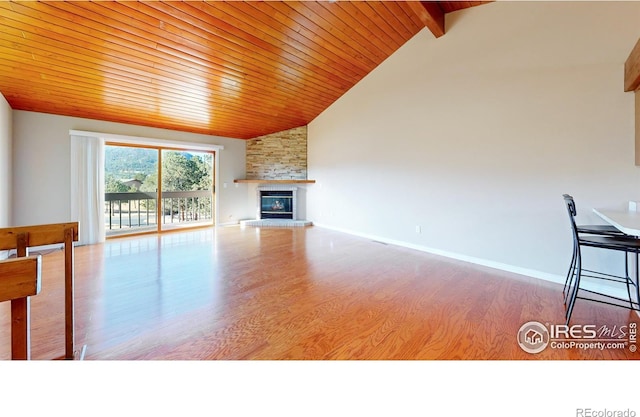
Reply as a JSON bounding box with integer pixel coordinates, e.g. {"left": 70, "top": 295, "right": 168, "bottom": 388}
{"left": 625, "top": 38, "right": 640, "bottom": 92}
{"left": 405, "top": 1, "right": 445, "bottom": 38}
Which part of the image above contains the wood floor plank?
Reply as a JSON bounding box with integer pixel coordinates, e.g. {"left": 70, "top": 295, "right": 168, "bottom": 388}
{"left": 0, "top": 226, "right": 638, "bottom": 360}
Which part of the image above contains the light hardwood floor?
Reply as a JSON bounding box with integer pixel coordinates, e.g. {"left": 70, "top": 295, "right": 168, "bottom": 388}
{"left": 1, "top": 225, "right": 638, "bottom": 360}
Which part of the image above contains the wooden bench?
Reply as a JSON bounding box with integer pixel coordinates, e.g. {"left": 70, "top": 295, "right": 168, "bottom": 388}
{"left": 0, "top": 222, "right": 79, "bottom": 359}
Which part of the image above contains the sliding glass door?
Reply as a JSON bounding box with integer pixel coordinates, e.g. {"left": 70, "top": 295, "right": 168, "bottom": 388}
{"left": 104, "top": 144, "right": 215, "bottom": 237}
{"left": 160, "top": 149, "right": 214, "bottom": 232}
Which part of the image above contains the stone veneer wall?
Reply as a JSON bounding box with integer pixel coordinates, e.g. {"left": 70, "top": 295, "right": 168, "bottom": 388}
{"left": 246, "top": 126, "right": 307, "bottom": 180}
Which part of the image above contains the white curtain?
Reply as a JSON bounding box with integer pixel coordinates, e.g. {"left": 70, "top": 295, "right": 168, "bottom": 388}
{"left": 70, "top": 135, "right": 105, "bottom": 245}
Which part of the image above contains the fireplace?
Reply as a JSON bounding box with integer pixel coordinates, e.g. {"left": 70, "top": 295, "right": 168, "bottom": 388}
{"left": 256, "top": 185, "right": 299, "bottom": 220}
{"left": 260, "top": 190, "right": 293, "bottom": 219}
{"left": 240, "top": 184, "right": 311, "bottom": 227}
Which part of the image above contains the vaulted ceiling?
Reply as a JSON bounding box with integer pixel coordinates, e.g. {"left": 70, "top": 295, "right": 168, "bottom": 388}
{"left": 0, "top": 1, "right": 489, "bottom": 139}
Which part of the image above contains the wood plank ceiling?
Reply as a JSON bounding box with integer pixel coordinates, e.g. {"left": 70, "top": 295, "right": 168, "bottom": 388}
{"left": 0, "top": 1, "right": 489, "bottom": 139}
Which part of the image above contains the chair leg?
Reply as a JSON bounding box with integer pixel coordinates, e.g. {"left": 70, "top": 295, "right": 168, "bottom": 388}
{"left": 635, "top": 252, "right": 640, "bottom": 310}
{"left": 563, "top": 246, "right": 576, "bottom": 293}
{"left": 566, "top": 248, "right": 582, "bottom": 325}
{"left": 564, "top": 244, "right": 578, "bottom": 305}
{"left": 625, "top": 251, "right": 633, "bottom": 309}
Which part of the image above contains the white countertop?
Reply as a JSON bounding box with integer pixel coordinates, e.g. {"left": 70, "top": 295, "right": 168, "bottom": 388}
{"left": 592, "top": 208, "right": 640, "bottom": 236}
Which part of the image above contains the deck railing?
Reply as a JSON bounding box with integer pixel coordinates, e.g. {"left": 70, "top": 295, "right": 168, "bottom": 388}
{"left": 105, "top": 190, "right": 212, "bottom": 234}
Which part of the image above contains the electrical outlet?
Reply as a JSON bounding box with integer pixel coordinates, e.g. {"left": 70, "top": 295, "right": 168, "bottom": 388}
{"left": 415, "top": 225, "right": 421, "bottom": 234}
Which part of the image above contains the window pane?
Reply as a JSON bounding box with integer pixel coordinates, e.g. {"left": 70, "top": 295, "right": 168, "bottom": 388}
{"left": 105, "top": 145, "right": 159, "bottom": 236}
{"left": 160, "top": 150, "right": 214, "bottom": 231}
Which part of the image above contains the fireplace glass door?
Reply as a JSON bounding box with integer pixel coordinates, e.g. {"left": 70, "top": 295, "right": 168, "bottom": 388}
{"left": 261, "top": 191, "right": 293, "bottom": 219}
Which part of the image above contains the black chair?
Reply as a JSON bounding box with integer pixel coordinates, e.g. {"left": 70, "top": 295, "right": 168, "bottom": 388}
{"left": 563, "top": 196, "right": 624, "bottom": 297}
{"left": 563, "top": 194, "right": 640, "bottom": 324}
{"left": 563, "top": 195, "right": 625, "bottom": 298}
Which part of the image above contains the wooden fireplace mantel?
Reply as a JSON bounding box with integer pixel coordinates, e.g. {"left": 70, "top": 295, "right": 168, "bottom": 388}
{"left": 233, "top": 179, "right": 316, "bottom": 184}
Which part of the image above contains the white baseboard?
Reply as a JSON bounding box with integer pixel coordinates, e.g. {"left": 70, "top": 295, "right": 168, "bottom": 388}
{"left": 312, "top": 223, "right": 629, "bottom": 300}
{"left": 29, "top": 243, "right": 64, "bottom": 253}
{"left": 217, "top": 221, "right": 240, "bottom": 227}
{"left": 1, "top": 243, "right": 64, "bottom": 258}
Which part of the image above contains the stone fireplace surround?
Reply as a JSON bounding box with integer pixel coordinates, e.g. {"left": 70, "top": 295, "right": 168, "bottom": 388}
{"left": 239, "top": 125, "right": 314, "bottom": 227}
{"left": 240, "top": 185, "right": 312, "bottom": 227}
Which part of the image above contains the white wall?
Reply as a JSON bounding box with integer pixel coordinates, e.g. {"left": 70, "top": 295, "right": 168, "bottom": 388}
{"left": 0, "top": 94, "right": 11, "bottom": 229}
{"left": 12, "top": 110, "right": 252, "bottom": 227}
{"left": 308, "top": 1, "right": 640, "bottom": 287}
